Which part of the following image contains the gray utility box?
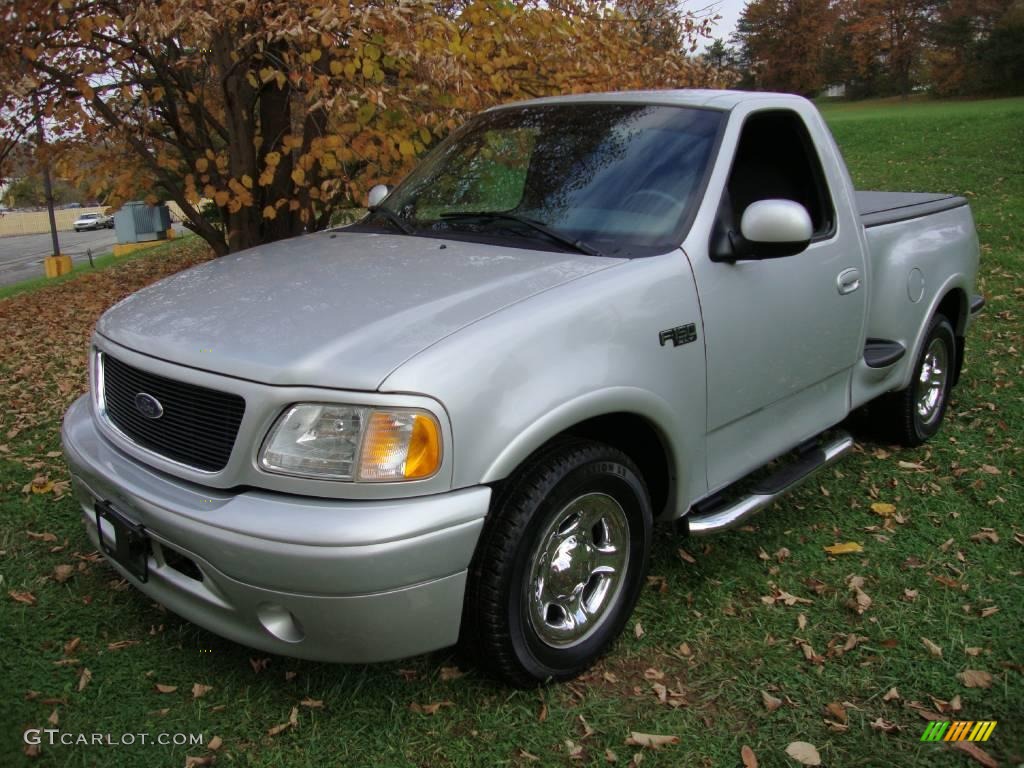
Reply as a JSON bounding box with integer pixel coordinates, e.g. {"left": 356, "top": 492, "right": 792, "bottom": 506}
{"left": 114, "top": 201, "right": 172, "bottom": 244}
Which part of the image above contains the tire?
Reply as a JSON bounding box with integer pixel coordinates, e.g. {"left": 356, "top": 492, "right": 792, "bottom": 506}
{"left": 461, "top": 439, "right": 653, "bottom": 686}
{"left": 879, "top": 314, "right": 957, "bottom": 446}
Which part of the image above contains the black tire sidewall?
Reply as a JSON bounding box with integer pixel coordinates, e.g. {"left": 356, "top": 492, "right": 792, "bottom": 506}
{"left": 505, "top": 454, "right": 651, "bottom": 681}
{"left": 908, "top": 315, "right": 956, "bottom": 442}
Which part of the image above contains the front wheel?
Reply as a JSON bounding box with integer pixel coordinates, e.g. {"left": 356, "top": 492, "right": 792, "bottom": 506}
{"left": 462, "top": 439, "right": 652, "bottom": 686}
{"left": 880, "top": 314, "right": 957, "bottom": 446}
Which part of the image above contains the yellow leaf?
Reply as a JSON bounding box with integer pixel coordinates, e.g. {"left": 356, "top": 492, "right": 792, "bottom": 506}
{"left": 262, "top": 205, "right": 277, "bottom": 220}
{"left": 195, "top": 158, "right": 209, "bottom": 173}
{"left": 399, "top": 140, "right": 415, "bottom": 157}
{"left": 213, "top": 190, "right": 230, "bottom": 207}
{"left": 241, "top": 174, "right": 253, "bottom": 189}
{"left": 265, "top": 151, "right": 281, "bottom": 167}
{"left": 823, "top": 542, "right": 863, "bottom": 555}
{"left": 291, "top": 168, "right": 305, "bottom": 185}
{"left": 308, "top": 48, "right": 322, "bottom": 63}
{"left": 870, "top": 502, "right": 896, "bottom": 516}
{"left": 330, "top": 60, "right": 343, "bottom": 76}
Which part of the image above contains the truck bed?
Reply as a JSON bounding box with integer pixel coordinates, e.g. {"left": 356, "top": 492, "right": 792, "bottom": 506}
{"left": 857, "top": 191, "right": 968, "bottom": 228}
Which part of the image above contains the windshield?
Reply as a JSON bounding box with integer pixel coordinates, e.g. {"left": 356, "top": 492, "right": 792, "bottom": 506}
{"left": 367, "top": 103, "right": 723, "bottom": 258}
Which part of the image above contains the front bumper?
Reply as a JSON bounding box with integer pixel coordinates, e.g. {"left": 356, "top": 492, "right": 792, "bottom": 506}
{"left": 61, "top": 396, "right": 490, "bottom": 663}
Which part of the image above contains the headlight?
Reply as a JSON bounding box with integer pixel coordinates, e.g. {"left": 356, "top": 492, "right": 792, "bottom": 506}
{"left": 259, "top": 404, "right": 442, "bottom": 482}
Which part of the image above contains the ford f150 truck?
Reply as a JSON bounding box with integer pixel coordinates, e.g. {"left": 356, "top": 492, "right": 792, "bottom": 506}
{"left": 62, "top": 90, "right": 983, "bottom": 686}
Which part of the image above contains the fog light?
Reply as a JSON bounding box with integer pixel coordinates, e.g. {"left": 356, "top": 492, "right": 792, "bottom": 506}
{"left": 256, "top": 603, "right": 305, "bottom": 644}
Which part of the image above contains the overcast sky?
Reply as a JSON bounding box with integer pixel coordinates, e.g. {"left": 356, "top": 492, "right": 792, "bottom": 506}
{"left": 700, "top": 0, "right": 747, "bottom": 47}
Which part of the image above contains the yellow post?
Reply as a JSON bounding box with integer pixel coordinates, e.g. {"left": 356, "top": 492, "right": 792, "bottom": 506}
{"left": 43, "top": 254, "right": 73, "bottom": 278}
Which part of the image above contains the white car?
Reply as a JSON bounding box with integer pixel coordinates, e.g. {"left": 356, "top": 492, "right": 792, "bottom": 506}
{"left": 73, "top": 212, "right": 113, "bottom": 231}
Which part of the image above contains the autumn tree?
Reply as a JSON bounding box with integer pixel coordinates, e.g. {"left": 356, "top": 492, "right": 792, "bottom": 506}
{"left": 732, "top": 0, "right": 836, "bottom": 96}
{"left": 1, "top": 1, "right": 723, "bottom": 256}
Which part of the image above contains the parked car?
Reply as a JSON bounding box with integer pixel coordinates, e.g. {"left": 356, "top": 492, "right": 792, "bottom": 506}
{"left": 73, "top": 212, "right": 112, "bottom": 231}
{"left": 62, "top": 90, "right": 982, "bottom": 686}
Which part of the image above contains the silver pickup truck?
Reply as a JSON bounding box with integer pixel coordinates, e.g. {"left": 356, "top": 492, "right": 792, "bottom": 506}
{"left": 62, "top": 90, "right": 982, "bottom": 686}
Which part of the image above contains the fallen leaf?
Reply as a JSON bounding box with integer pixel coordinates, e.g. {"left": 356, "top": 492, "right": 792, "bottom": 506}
{"left": 741, "top": 744, "right": 758, "bottom": 768}
{"left": 191, "top": 683, "right": 213, "bottom": 699}
{"left": 965, "top": 647, "right": 983, "bottom": 657}
{"left": 538, "top": 702, "right": 548, "bottom": 722}
{"left": 634, "top": 622, "right": 644, "bottom": 639}
{"left": 154, "top": 684, "right": 177, "bottom": 694}
{"left": 207, "top": 736, "right": 223, "bottom": 751}
{"left": 519, "top": 749, "right": 540, "bottom": 762}
{"left": 30, "top": 476, "right": 54, "bottom": 494}
{"left": 64, "top": 637, "right": 81, "bottom": 655}
{"left": 78, "top": 668, "right": 92, "bottom": 691}
{"left": 824, "top": 542, "right": 863, "bottom": 555}
{"left": 761, "top": 690, "right": 783, "bottom": 712}
{"left": 903, "top": 589, "right": 919, "bottom": 602}
{"left": 824, "top": 701, "right": 847, "bottom": 723}
{"left": 643, "top": 668, "right": 665, "bottom": 680}
{"left": 978, "top": 464, "right": 1000, "bottom": 475}
{"left": 267, "top": 706, "right": 299, "bottom": 736}
{"left": 565, "top": 739, "right": 583, "bottom": 759}
{"left": 249, "top": 657, "right": 270, "bottom": 674}
{"left": 439, "top": 666, "right": 464, "bottom": 681}
{"left": 678, "top": 548, "right": 697, "bottom": 564}
{"left": 579, "top": 715, "right": 595, "bottom": 737}
{"left": 922, "top": 637, "right": 943, "bottom": 657}
{"left": 951, "top": 741, "right": 998, "bottom": 768}
{"left": 409, "top": 701, "right": 454, "bottom": 716}
{"left": 849, "top": 585, "right": 872, "bottom": 614}
{"left": 8, "top": 590, "right": 36, "bottom": 605}
{"left": 871, "top": 502, "right": 896, "bottom": 516}
{"left": 797, "top": 613, "right": 808, "bottom": 630}
{"left": 605, "top": 748, "right": 618, "bottom": 763}
{"left": 882, "top": 687, "right": 900, "bottom": 702}
{"left": 284, "top": 671, "right": 297, "bottom": 681}
{"left": 184, "top": 757, "right": 214, "bottom": 767}
{"left": 785, "top": 741, "right": 821, "bottom": 766}
{"left": 958, "top": 669, "right": 993, "bottom": 688}
{"left": 299, "top": 697, "right": 323, "bottom": 708}
{"left": 970, "top": 529, "right": 999, "bottom": 544}
{"left": 26, "top": 530, "right": 57, "bottom": 542}
{"left": 48, "top": 708, "right": 59, "bottom": 725}
{"left": 677, "top": 642, "right": 692, "bottom": 657}
{"left": 625, "top": 732, "right": 679, "bottom": 749}
{"left": 107, "top": 640, "right": 140, "bottom": 651}
{"left": 980, "top": 606, "right": 999, "bottom": 618}
{"left": 869, "top": 717, "right": 902, "bottom": 733}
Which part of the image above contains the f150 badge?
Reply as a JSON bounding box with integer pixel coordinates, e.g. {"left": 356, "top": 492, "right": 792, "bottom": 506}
{"left": 659, "top": 323, "right": 698, "bottom": 347}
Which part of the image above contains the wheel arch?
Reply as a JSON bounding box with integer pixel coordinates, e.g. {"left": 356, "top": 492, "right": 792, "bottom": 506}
{"left": 901, "top": 278, "right": 969, "bottom": 391}
{"left": 480, "top": 388, "right": 680, "bottom": 520}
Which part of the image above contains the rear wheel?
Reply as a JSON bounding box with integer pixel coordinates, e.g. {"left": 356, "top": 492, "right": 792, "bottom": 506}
{"left": 879, "top": 314, "right": 956, "bottom": 446}
{"left": 462, "top": 439, "right": 652, "bottom": 686}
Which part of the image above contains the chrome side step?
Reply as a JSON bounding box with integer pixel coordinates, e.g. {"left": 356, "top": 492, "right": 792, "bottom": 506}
{"left": 685, "top": 432, "right": 854, "bottom": 537}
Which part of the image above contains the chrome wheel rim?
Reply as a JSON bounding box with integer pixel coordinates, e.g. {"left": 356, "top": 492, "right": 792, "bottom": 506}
{"left": 526, "top": 492, "right": 630, "bottom": 648}
{"left": 916, "top": 338, "right": 949, "bottom": 426}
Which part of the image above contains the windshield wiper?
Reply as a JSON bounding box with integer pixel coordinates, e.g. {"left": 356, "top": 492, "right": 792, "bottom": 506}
{"left": 367, "top": 205, "right": 415, "bottom": 236}
{"left": 439, "top": 211, "right": 604, "bottom": 257}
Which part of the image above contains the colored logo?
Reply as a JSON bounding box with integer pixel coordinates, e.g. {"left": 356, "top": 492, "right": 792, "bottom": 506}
{"left": 134, "top": 392, "right": 164, "bottom": 419}
{"left": 920, "top": 721, "right": 997, "bottom": 742}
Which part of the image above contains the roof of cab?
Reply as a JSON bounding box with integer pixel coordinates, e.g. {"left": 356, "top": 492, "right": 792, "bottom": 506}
{"left": 487, "top": 89, "right": 803, "bottom": 113}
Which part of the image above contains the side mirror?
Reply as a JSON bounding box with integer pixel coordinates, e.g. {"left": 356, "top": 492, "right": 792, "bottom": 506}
{"left": 367, "top": 184, "right": 391, "bottom": 208}
{"left": 738, "top": 199, "right": 813, "bottom": 258}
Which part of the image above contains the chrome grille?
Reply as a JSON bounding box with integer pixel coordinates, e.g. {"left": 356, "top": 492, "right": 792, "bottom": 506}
{"left": 101, "top": 353, "right": 245, "bottom": 472}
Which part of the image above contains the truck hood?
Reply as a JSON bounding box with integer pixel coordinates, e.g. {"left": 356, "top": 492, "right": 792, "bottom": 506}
{"left": 97, "top": 231, "right": 622, "bottom": 390}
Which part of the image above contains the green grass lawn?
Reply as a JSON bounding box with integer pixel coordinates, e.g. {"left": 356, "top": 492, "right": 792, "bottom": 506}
{"left": 1, "top": 98, "right": 1021, "bottom": 767}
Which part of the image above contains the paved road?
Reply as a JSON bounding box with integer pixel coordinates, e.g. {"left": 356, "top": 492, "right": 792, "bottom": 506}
{"left": 0, "top": 225, "right": 185, "bottom": 288}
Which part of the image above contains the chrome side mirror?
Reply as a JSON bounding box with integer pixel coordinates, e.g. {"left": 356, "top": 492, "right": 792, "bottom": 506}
{"left": 739, "top": 199, "right": 813, "bottom": 257}
{"left": 367, "top": 184, "right": 391, "bottom": 208}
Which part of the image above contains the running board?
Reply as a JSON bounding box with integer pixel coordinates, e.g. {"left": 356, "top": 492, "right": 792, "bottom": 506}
{"left": 685, "top": 432, "right": 855, "bottom": 536}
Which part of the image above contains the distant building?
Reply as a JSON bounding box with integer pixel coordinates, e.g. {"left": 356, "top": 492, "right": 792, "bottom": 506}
{"left": 823, "top": 84, "right": 847, "bottom": 98}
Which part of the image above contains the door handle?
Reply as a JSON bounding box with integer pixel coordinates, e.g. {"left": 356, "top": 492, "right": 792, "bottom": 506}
{"left": 837, "top": 268, "right": 861, "bottom": 295}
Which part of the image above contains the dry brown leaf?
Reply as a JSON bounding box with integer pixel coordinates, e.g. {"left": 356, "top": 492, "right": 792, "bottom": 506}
{"left": 284, "top": 671, "right": 297, "bottom": 681}
{"left": 980, "top": 606, "right": 1000, "bottom": 618}
{"left": 439, "top": 666, "right": 464, "bottom": 681}
{"left": 797, "top": 613, "right": 808, "bottom": 630}
{"left": 761, "top": 690, "right": 783, "bottom": 712}
{"left": 409, "top": 700, "right": 454, "bottom": 716}
{"left": 958, "top": 669, "right": 993, "bottom": 688}
{"left": 299, "top": 697, "right": 323, "bottom": 708}
{"left": 978, "top": 464, "right": 1000, "bottom": 475}
{"left": 191, "top": 683, "right": 213, "bottom": 699}
{"left": 9, "top": 590, "right": 36, "bottom": 606}
{"left": 565, "top": 739, "right": 583, "bottom": 759}
{"left": 922, "top": 637, "right": 943, "bottom": 657}
{"left": 605, "top": 748, "right": 618, "bottom": 763}
{"left": 643, "top": 668, "right": 665, "bottom": 680}
{"left": 970, "top": 528, "right": 999, "bottom": 544}
{"left": 904, "top": 589, "right": 918, "bottom": 602}
{"left": 882, "top": 687, "right": 900, "bottom": 702}
{"left": 678, "top": 548, "right": 697, "bottom": 564}
{"left": 824, "top": 541, "right": 863, "bottom": 555}
{"left": 869, "top": 717, "right": 902, "bottom": 733}
{"left": 849, "top": 585, "right": 872, "bottom": 614}
{"left": 77, "top": 668, "right": 92, "bottom": 691}
{"left": 579, "top": 714, "right": 595, "bottom": 738}
{"left": 26, "top": 530, "right": 57, "bottom": 542}
{"left": 48, "top": 708, "right": 59, "bottom": 725}
{"left": 184, "top": 757, "right": 214, "bottom": 768}
{"left": 824, "top": 701, "right": 847, "bottom": 723}
{"left": 267, "top": 705, "right": 299, "bottom": 736}
{"left": 107, "top": 640, "right": 140, "bottom": 651}
{"left": 626, "top": 732, "right": 679, "bottom": 749}
{"left": 741, "top": 744, "right": 758, "bottom": 768}
{"left": 965, "top": 647, "right": 983, "bottom": 657}
{"left": 634, "top": 622, "right": 644, "bottom": 639}
{"left": 677, "top": 642, "right": 692, "bottom": 657}
{"left": 64, "top": 637, "right": 81, "bottom": 655}
{"left": 154, "top": 683, "right": 177, "bottom": 693}
{"left": 870, "top": 502, "right": 896, "bottom": 516}
{"left": 951, "top": 741, "right": 998, "bottom": 768}
{"left": 519, "top": 749, "right": 541, "bottom": 762}
{"left": 207, "top": 736, "right": 223, "bottom": 751}
{"left": 785, "top": 741, "right": 821, "bottom": 766}
{"left": 249, "top": 657, "right": 270, "bottom": 674}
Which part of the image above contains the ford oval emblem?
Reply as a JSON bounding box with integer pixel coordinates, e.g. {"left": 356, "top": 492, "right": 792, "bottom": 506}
{"left": 134, "top": 392, "right": 164, "bottom": 419}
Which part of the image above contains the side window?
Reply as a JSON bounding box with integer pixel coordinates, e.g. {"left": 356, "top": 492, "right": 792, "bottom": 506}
{"left": 722, "top": 110, "right": 835, "bottom": 238}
